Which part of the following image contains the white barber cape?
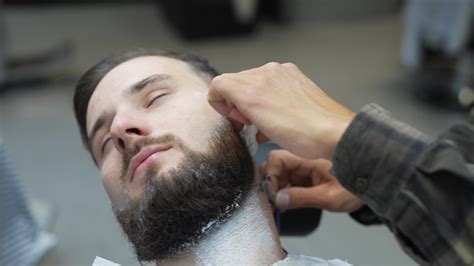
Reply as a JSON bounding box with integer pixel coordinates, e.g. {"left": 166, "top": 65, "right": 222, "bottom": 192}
{"left": 93, "top": 254, "right": 352, "bottom": 266}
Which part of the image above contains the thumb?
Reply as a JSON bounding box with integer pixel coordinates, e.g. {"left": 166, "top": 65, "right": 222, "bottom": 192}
{"left": 275, "top": 187, "right": 319, "bottom": 210}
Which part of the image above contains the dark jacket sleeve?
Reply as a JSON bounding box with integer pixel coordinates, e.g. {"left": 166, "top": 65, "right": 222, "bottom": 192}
{"left": 348, "top": 204, "right": 382, "bottom": 225}
{"left": 331, "top": 103, "right": 474, "bottom": 266}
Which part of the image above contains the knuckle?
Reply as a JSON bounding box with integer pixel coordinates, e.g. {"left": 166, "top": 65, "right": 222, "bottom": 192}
{"left": 325, "top": 191, "right": 340, "bottom": 210}
{"left": 282, "top": 62, "right": 299, "bottom": 70}
{"left": 263, "top": 62, "right": 281, "bottom": 70}
{"left": 210, "top": 77, "right": 222, "bottom": 88}
{"left": 211, "top": 74, "right": 229, "bottom": 86}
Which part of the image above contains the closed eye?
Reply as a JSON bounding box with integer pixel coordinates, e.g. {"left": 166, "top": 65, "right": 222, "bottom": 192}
{"left": 146, "top": 94, "right": 166, "bottom": 108}
{"left": 101, "top": 137, "right": 112, "bottom": 154}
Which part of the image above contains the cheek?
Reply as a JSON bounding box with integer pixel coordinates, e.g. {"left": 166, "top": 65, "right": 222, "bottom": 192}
{"left": 100, "top": 157, "right": 128, "bottom": 209}
{"left": 158, "top": 92, "right": 220, "bottom": 152}
{"left": 177, "top": 110, "right": 220, "bottom": 152}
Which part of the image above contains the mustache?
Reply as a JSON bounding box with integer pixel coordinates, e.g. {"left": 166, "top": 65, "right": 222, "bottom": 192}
{"left": 120, "top": 134, "right": 185, "bottom": 182}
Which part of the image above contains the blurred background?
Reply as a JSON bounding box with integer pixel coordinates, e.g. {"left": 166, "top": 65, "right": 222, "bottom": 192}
{"left": 0, "top": 0, "right": 472, "bottom": 265}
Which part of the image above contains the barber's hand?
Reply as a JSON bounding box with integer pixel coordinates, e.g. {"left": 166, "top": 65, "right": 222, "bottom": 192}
{"left": 208, "top": 62, "right": 355, "bottom": 159}
{"left": 260, "top": 150, "right": 364, "bottom": 212}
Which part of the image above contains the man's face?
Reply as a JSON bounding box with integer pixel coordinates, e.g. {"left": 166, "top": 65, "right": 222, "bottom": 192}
{"left": 85, "top": 56, "right": 255, "bottom": 261}
{"left": 87, "top": 56, "right": 222, "bottom": 205}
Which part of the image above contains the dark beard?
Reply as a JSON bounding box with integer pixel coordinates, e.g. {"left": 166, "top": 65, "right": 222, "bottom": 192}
{"left": 114, "top": 120, "right": 255, "bottom": 262}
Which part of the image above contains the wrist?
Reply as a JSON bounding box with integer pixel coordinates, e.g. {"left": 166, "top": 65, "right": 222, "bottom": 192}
{"left": 325, "top": 111, "right": 356, "bottom": 159}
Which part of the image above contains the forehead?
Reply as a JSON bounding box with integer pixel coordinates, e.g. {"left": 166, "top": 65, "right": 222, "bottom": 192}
{"left": 86, "top": 56, "right": 206, "bottom": 133}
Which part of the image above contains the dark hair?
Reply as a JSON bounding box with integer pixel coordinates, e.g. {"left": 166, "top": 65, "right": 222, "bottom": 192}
{"left": 73, "top": 49, "right": 220, "bottom": 153}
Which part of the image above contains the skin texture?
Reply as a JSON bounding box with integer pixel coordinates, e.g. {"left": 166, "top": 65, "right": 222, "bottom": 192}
{"left": 87, "top": 56, "right": 221, "bottom": 205}
{"left": 207, "top": 62, "right": 363, "bottom": 213}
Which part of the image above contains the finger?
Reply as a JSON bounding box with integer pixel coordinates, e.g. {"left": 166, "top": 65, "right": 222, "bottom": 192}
{"left": 276, "top": 182, "right": 343, "bottom": 210}
{"left": 269, "top": 157, "right": 324, "bottom": 188}
{"left": 228, "top": 107, "right": 252, "bottom": 125}
{"left": 284, "top": 158, "right": 333, "bottom": 187}
{"left": 208, "top": 77, "right": 253, "bottom": 126}
{"left": 284, "top": 160, "right": 321, "bottom": 187}
{"left": 208, "top": 80, "right": 233, "bottom": 116}
{"left": 309, "top": 181, "right": 364, "bottom": 212}
{"left": 310, "top": 159, "right": 333, "bottom": 184}
{"left": 228, "top": 117, "right": 244, "bottom": 132}
{"left": 207, "top": 74, "right": 241, "bottom": 114}
{"left": 265, "top": 151, "right": 330, "bottom": 189}
{"left": 207, "top": 96, "right": 232, "bottom": 117}
{"left": 285, "top": 169, "right": 313, "bottom": 187}
{"left": 315, "top": 159, "right": 333, "bottom": 173}
{"left": 263, "top": 150, "right": 303, "bottom": 189}
{"left": 275, "top": 186, "right": 321, "bottom": 210}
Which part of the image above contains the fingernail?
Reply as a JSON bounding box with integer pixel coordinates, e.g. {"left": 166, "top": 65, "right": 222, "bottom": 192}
{"left": 276, "top": 190, "right": 289, "bottom": 210}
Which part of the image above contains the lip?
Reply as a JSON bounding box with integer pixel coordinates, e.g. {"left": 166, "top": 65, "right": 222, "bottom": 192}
{"left": 126, "top": 145, "right": 172, "bottom": 183}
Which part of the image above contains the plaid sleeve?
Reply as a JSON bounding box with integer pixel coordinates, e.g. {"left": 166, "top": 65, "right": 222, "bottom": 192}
{"left": 331, "top": 103, "right": 474, "bottom": 266}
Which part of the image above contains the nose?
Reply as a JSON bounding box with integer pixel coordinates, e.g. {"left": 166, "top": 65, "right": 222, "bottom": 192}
{"left": 110, "top": 113, "right": 151, "bottom": 154}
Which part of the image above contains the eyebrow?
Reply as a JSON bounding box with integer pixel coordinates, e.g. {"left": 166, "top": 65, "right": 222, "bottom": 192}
{"left": 129, "top": 74, "right": 173, "bottom": 94}
{"left": 87, "top": 74, "right": 175, "bottom": 154}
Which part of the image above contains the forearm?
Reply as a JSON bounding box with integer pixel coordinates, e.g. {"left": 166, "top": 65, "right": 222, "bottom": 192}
{"left": 331, "top": 103, "right": 474, "bottom": 265}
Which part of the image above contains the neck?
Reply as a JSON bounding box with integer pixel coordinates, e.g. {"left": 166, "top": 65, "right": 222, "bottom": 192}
{"left": 157, "top": 187, "right": 285, "bottom": 265}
